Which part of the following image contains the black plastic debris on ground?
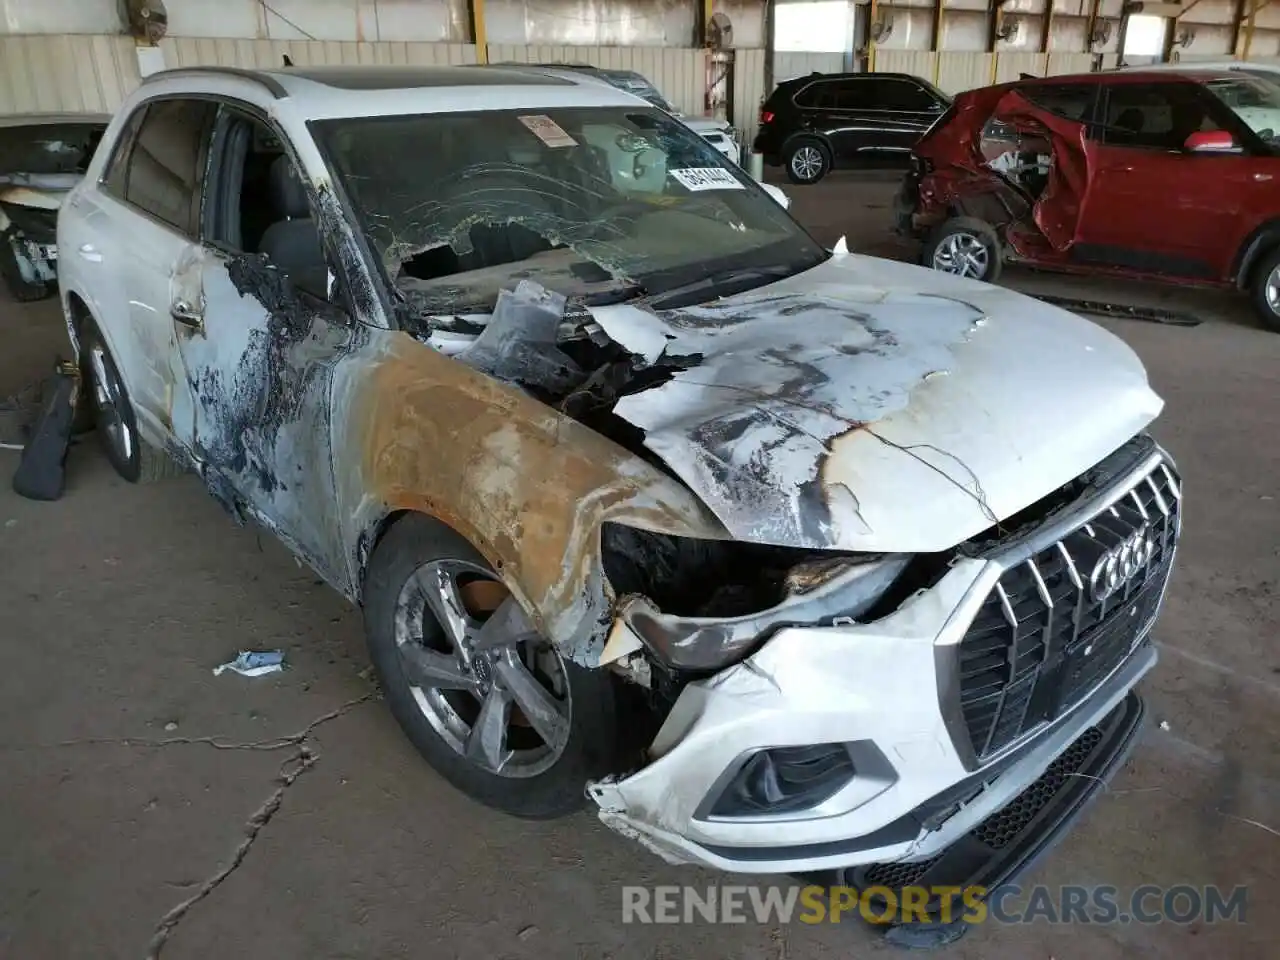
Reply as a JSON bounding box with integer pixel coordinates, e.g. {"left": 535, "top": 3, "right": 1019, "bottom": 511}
{"left": 1033, "top": 294, "right": 1202, "bottom": 327}
{"left": 10, "top": 361, "right": 81, "bottom": 501}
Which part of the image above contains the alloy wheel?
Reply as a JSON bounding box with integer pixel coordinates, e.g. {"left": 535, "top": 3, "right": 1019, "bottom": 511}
{"left": 87, "top": 343, "right": 134, "bottom": 464}
{"left": 931, "top": 232, "right": 990, "bottom": 279}
{"left": 393, "top": 559, "right": 571, "bottom": 778}
{"left": 1265, "top": 264, "right": 1280, "bottom": 315}
{"left": 790, "top": 145, "right": 824, "bottom": 181}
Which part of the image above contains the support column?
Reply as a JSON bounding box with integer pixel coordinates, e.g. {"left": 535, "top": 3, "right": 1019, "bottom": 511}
{"left": 468, "top": 0, "right": 487, "bottom": 64}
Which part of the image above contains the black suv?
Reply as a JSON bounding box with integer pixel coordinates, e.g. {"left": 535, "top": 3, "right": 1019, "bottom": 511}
{"left": 754, "top": 72, "right": 951, "bottom": 184}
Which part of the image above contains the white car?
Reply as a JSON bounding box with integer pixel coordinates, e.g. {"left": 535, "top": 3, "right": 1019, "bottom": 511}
{"left": 59, "top": 64, "right": 1176, "bottom": 935}
{"left": 0, "top": 113, "right": 109, "bottom": 300}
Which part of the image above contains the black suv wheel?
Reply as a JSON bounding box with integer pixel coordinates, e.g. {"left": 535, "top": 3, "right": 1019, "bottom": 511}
{"left": 785, "top": 138, "right": 830, "bottom": 184}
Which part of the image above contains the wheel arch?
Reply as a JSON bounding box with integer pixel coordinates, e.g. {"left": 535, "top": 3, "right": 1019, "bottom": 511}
{"left": 780, "top": 130, "right": 835, "bottom": 158}
{"left": 1232, "top": 219, "right": 1280, "bottom": 290}
{"left": 354, "top": 507, "right": 508, "bottom": 608}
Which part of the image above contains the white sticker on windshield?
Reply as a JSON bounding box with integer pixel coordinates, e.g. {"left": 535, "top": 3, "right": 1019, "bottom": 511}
{"left": 670, "top": 167, "right": 745, "bottom": 192}
{"left": 518, "top": 114, "right": 578, "bottom": 148}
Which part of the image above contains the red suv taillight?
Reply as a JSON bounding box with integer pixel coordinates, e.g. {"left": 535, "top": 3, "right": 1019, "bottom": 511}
{"left": 760, "top": 110, "right": 774, "bottom": 125}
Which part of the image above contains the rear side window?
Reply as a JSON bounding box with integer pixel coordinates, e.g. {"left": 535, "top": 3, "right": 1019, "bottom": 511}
{"left": 794, "top": 80, "right": 839, "bottom": 109}
{"left": 1020, "top": 83, "right": 1100, "bottom": 123}
{"left": 101, "top": 107, "right": 147, "bottom": 198}
{"left": 117, "top": 99, "right": 217, "bottom": 234}
{"left": 1099, "top": 82, "right": 1224, "bottom": 150}
{"left": 860, "top": 78, "right": 939, "bottom": 111}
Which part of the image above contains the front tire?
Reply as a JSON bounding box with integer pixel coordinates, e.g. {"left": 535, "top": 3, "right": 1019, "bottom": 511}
{"left": 362, "top": 516, "right": 621, "bottom": 819}
{"left": 922, "top": 216, "right": 1003, "bottom": 283}
{"left": 785, "top": 138, "right": 831, "bottom": 184}
{"left": 1248, "top": 245, "right": 1280, "bottom": 332}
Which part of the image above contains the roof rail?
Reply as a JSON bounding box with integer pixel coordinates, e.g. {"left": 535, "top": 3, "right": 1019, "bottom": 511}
{"left": 141, "top": 66, "right": 288, "bottom": 99}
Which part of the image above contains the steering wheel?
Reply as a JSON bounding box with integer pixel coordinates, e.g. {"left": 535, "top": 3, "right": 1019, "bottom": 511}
{"left": 614, "top": 131, "right": 655, "bottom": 154}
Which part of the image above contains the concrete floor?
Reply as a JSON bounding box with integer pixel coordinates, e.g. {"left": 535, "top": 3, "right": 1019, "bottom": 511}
{"left": 1, "top": 173, "right": 1277, "bottom": 960}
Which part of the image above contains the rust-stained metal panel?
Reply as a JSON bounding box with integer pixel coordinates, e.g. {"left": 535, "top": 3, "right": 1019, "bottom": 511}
{"left": 0, "top": 35, "right": 140, "bottom": 115}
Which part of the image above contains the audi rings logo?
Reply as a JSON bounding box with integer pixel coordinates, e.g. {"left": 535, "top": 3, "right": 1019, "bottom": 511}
{"left": 1089, "top": 526, "right": 1157, "bottom": 603}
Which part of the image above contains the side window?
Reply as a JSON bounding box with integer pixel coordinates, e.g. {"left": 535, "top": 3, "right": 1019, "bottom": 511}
{"left": 795, "top": 80, "right": 837, "bottom": 109}
{"left": 1100, "top": 83, "right": 1222, "bottom": 150}
{"left": 863, "top": 79, "right": 938, "bottom": 112}
{"left": 123, "top": 98, "right": 217, "bottom": 234}
{"left": 1020, "top": 83, "right": 1099, "bottom": 123}
{"left": 205, "top": 106, "right": 329, "bottom": 300}
{"left": 100, "top": 106, "right": 148, "bottom": 198}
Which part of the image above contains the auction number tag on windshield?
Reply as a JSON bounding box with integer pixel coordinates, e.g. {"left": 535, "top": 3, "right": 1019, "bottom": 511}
{"left": 670, "top": 167, "right": 745, "bottom": 192}
{"left": 518, "top": 114, "right": 578, "bottom": 148}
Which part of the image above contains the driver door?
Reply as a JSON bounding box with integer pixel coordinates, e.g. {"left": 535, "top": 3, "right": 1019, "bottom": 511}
{"left": 1073, "top": 81, "right": 1260, "bottom": 279}
{"left": 167, "top": 103, "right": 355, "bottom": 586}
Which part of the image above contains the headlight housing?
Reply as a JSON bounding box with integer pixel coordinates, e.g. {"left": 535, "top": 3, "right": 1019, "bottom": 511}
{"left": 601, "top": 522, "right": 911, "bottom": 671}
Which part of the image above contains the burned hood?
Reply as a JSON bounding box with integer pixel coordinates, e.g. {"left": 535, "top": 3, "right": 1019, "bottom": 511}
{"left": 595, "top": 253, "right": 1162, "bottom": 553}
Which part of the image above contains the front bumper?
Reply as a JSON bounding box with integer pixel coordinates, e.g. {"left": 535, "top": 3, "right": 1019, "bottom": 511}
{"left": 589, "top": 442, "right": 1177, "bottom": 876}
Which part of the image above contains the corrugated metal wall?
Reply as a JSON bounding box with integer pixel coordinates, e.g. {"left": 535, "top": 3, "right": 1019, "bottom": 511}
{"left": 992, "top": 51, "right": 1051, "bottom": 84}
{"left": 160, "top": 38, "right": 477, "bottom": 68}
{"left": 0, "top": 35, "right": 141, "bottom": 114}
{"left": 937, "top": 52, "right": 993, "bottom": 93}
{"left": 871, "top": 49, "right": 1105, "bottom": 96}
{"left": 486, "top": 44, "right": 704, "bottom": 116}
{"left": 774, "top": 51, "right": 845, "bottom": 81}
{"left": 873, "top": 49, "right": 937, "bottom": 79}
{"left": 734, "top": 47, "right": 767, "bottom": 147}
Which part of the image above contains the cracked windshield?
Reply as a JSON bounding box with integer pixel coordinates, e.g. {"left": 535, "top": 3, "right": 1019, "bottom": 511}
{"left": 311, "top": 106, "right": 823, "bottom": 317}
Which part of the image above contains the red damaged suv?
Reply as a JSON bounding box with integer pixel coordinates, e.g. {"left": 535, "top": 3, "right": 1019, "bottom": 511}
{"left": 897, "top": 68, "right": 1280, "bottom": 330}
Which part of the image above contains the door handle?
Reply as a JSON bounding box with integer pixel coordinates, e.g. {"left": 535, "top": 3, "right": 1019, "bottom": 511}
{"left": 77, "top": 243, "right": 102, "bottom": 263}
{"left": 171, "top": 299, "right": 204, "bottom": 333}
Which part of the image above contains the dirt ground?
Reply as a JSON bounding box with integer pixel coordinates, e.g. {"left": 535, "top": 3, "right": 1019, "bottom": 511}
{"left": 1, "top": 172, "right": 1277, "bottom": 960}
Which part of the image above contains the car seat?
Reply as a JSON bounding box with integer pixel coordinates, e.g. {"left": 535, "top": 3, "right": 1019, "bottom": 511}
{"left": 258, "top": 156, "right": 327, "bottom": 298}
{"left": 1112, "top": 107, "right": 1146, "bottom": 143}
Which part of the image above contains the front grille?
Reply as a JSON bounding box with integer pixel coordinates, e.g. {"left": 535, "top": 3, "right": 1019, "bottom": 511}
{"left": 861, "top": 855, "right": 941, "bottom": 889}
{"left": 973, "top": 726, "right": 1103, "bottom": 848}
{"left": 958, "top": 456, "right": 1180, "bottom": 762}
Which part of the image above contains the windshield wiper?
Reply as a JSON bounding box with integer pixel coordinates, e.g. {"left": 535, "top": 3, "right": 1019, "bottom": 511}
{"left": 646, "top": 263, "right": 802, "bottom": 309}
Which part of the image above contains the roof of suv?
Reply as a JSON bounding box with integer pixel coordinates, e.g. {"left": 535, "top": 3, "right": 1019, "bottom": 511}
{"left": 144, "top": 64, "right": 582, "bottom": 98}
{"left": 1014, "top": 68, "right": 1243, "bottom": 87}
{"left": 136, "top": 64, "right": 654, "bottom": 119}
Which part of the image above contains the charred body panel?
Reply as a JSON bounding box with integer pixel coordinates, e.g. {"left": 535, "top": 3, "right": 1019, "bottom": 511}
{"left": 335, "top": 326, "right": 725, "bottom": 666}
{"left": 328, "top": 254, "right": 1160, "bottom": 675}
